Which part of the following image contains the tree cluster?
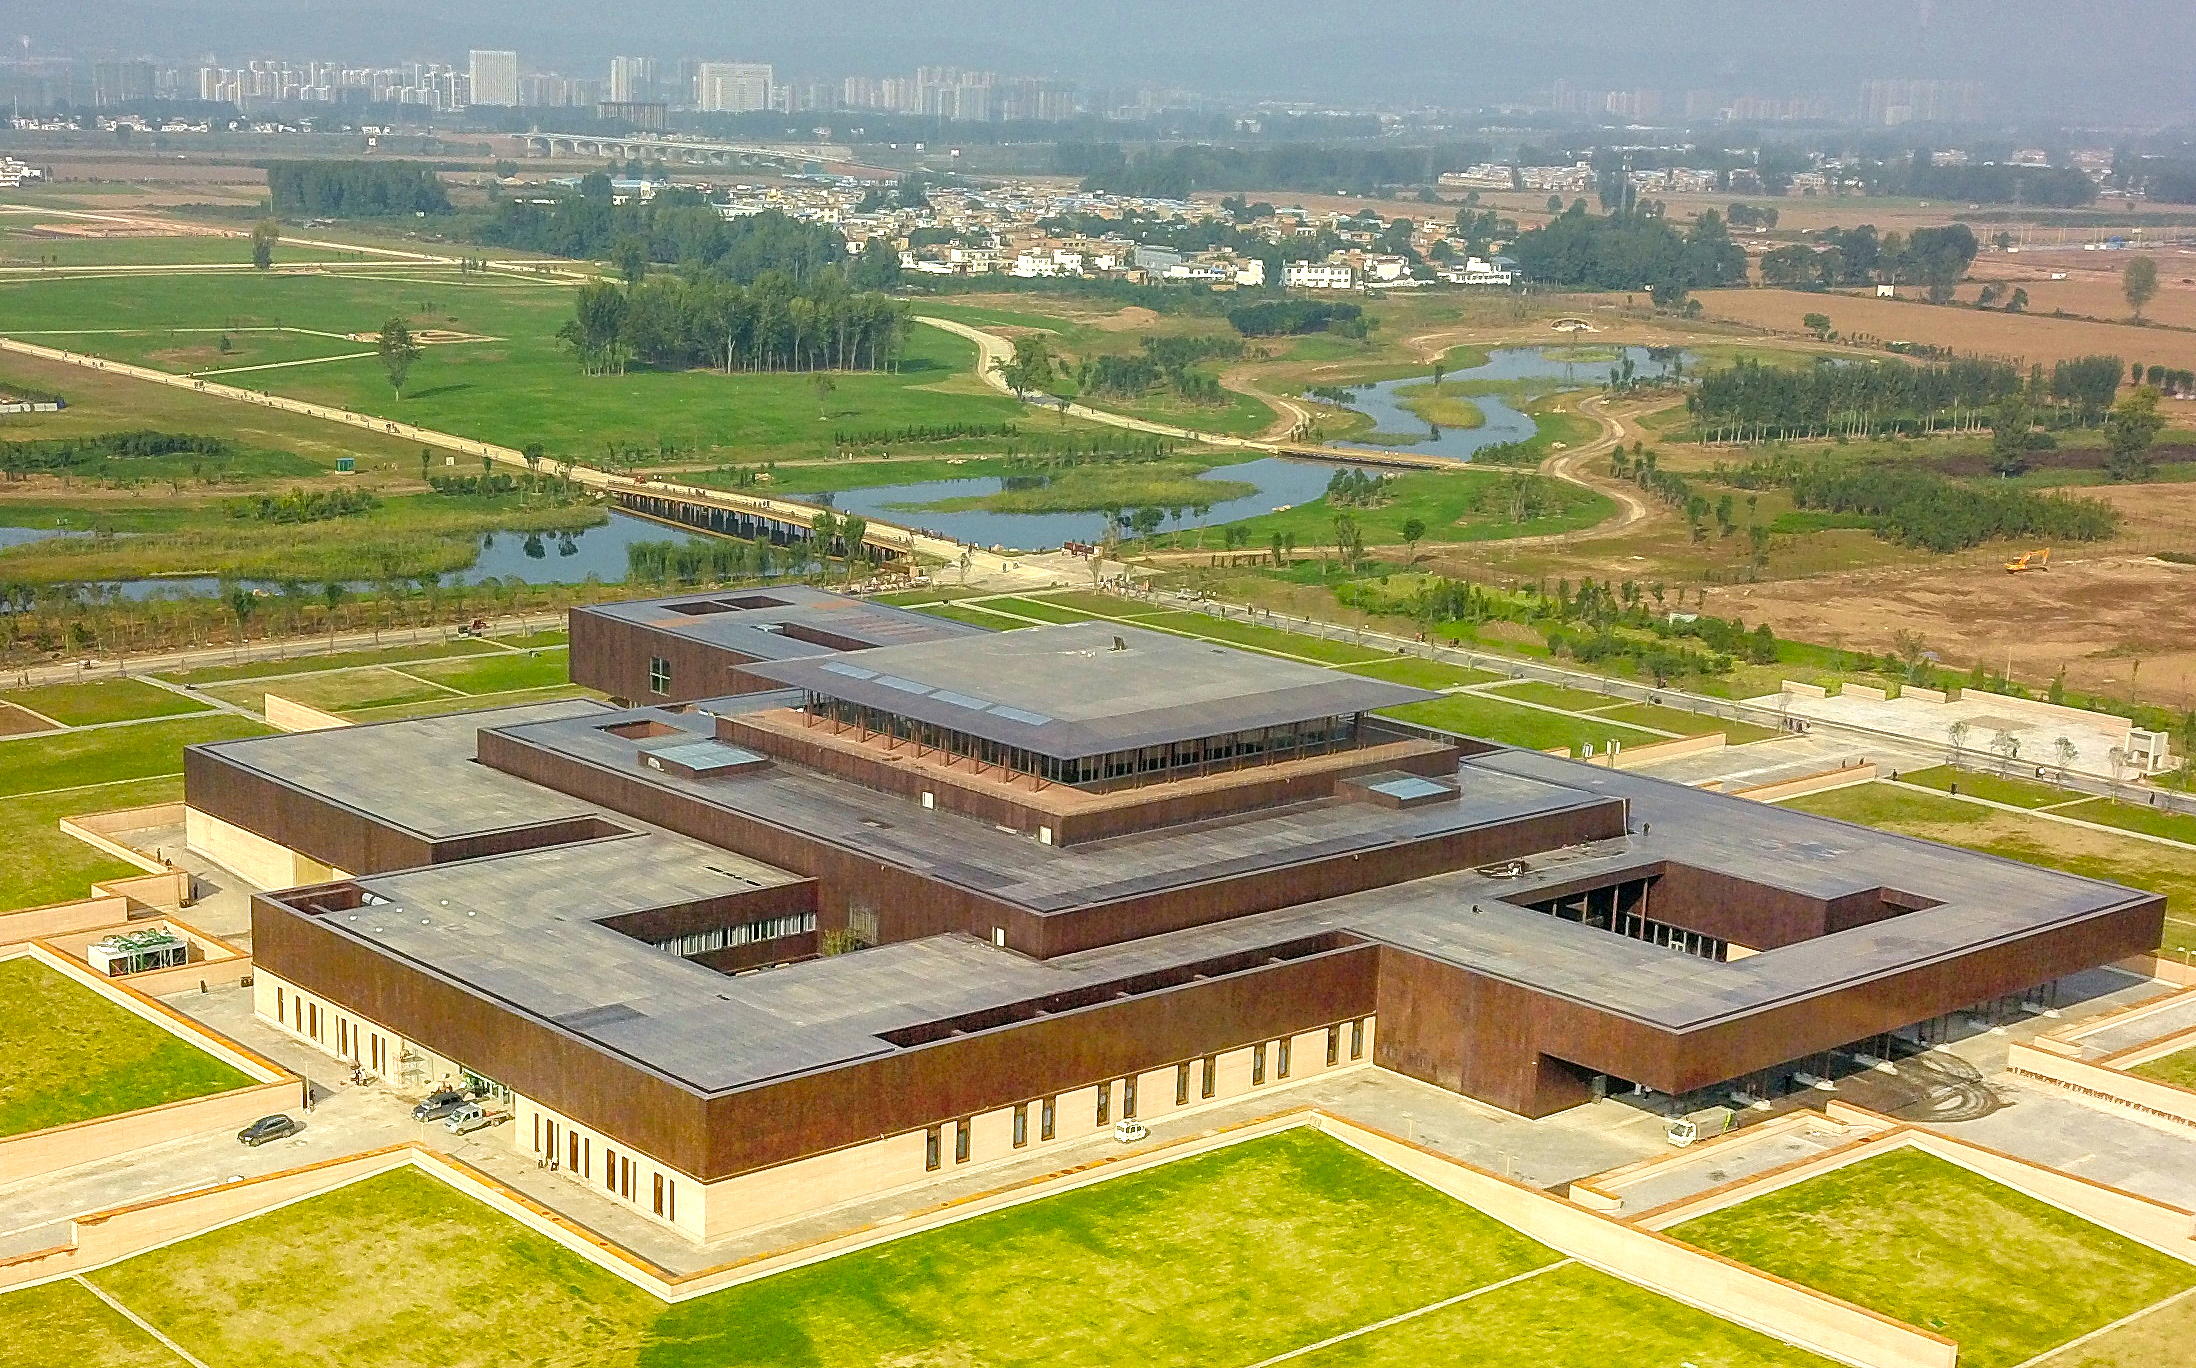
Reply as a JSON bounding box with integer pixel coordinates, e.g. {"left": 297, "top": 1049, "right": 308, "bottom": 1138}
{"left": 1227, "top": 300, "right": 1363, "bottom": 337}
{"left": 1862, "top": 159, "right": 2096, "bottom": 209}
{"left": 221, "top": 488, "right": 380, "bottom": 524}
{"left": 1760, "top": 224, "right": 1980, "bottom": 300}
{"left": 1503, "top": 204, "right": 1747, "bottom": 304}
{"left": 1689, "top": 357, "right": 2020, "bottom": 442}
{"left": 1068, "top": 142, "right": 1493, "bottom": 198}
{"left": 1786, "top": 465, "right": 2119, "bottom": 552}
{"left": 0, "top": 431, "right": 235, "bottom": 479}
{"left": 263, "top": 160, "right": 452, "bottom": 217}
{"left": 558, "top": 273, "right": 909, "bottom": 377}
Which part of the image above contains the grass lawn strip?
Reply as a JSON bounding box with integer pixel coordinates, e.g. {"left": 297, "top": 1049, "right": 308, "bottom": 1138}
{"left": 202, "top": 667, "right": 453, "bottom": 715}
{"left": 0, "top": 715, "right": 269, "bottom": 798}
{"left": 0, "top": 677, "right": 210, "bottom": 727}
{"left": 63, "top": 1130, "right": 1569, "bottom": 1368}
{"left": 1900, "top": 765, "right": 2089, "bottom": 811}
{"left": 974, "top": 595, "right": 1104, "bottom": 624}
{"left": 1670, "top": 1148, "right": 2196, "bottom": 1368}
{"left": 0, "top": 776, "right": 183, "bottom": 912}
{"left": 1339, "top": 657, "right": 1504, "bottom": 690}
{"left": 0, "top": 958, "right": 255, "bottom": 1137}
{"left": 2023, "top": 1279, "right": 2196, "bottom": 1366}
{"left": 1293, "top": 1260, "right": 1837, "bottom": 1368}
{"left": 911, "top": 602, "right": 1022, "bottom": 630}
{"left": 156, "top": 638, "right": 501, "bottom": 686}
{"left": 1485, "top": 680, "right": 1632, "bottom": 713}
{"left": 404, "top": 649, "right": 572, "bottom": 696}
{"left": 0, "top": 1277, "right": 182, "bottom": 1368}
{"left": 2126, "top": 1044, "right": 2196, "bottom": 1090}
{"left": 1383, "top": 694, "right": 1664, "bottom": 755}
{"left": 336, "top": 683, "right": 600, "bottom": 723}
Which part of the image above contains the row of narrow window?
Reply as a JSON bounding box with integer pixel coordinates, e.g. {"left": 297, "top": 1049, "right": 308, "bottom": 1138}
{"left": 650, "top": 912, "right": 817, "bottom": 959}
{"left": 923, "top": 1020, "right": 1366, "bottom": 1171}
{"left": 536, "top": 1113, "right": 677, "bottom": 1223}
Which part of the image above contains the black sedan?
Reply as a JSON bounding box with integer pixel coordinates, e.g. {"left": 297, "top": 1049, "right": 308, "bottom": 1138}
{"left": 237, "top": 1114, "right": 299, "bottom": 1147}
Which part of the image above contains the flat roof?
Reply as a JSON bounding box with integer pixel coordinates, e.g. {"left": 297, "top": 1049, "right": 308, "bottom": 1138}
{"left": 577, "top": 587, "right": 983, "bottom": 662}
{"left": 740, "top": 622, "right": 1437, "bottom": 757}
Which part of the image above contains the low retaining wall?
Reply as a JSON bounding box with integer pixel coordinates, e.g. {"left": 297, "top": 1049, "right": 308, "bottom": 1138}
{"left": 1782, "top": 680, "right": 1829, "bottom": 699}
{"left": 1609, "top": 731, "right": 1725, "bottom": 770}
{"left": 0, "top": 895, "right": 131, "bottom": 946}
{"left": 1736, "top": 762, "right": 1880, "bottom": 804}
{"left": 0, "top": 1076, "right": 304, "bottom": 1189}
{"left": 1314, "top": 1114, "right": 1953, "bottom": 1368}
{"left": 264, "top": 693, "right": 353, "bottom": 732}
{"left": 91, "top": 869, "right": 190, "bottom": 911}
{"left": 2006, "top": 1042, "right": 2196, "bottom": 1132}
{"left": 38, "top": 914, "right": 252, "bottom": 998}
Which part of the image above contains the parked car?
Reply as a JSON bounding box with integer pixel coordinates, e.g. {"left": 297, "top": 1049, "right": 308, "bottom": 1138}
{"left": 237, "top": 1114, "right": 298, "bottom": 1147}
{"left": 1113, "top": 1118, "right": 1149, "bottom": 1144}
{"left": 411, "top": 1089, "right": 466, "bottom": 1122}
{"left": 443, "top": 1103, "right": 491, "bottom": 1135}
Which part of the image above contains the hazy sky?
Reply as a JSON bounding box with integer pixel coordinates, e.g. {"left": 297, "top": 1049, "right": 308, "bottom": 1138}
{"left": 21, "top": 0, "right": 2192, "bottom": 116}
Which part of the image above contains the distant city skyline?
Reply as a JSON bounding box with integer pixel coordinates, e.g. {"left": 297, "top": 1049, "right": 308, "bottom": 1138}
{"left": 8, "top": 0, "right": 2193, "bottom": 122}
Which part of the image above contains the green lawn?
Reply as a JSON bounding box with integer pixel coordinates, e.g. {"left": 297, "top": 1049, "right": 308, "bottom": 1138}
{"left": 1300, "top": 1261, "right": 1831, "bottom": 1368}
{"left": 1133, "top": 611, "right": 1391, "bottom": 665}
{"left": 1340, "top": 657, "right": 1504, "bottom": 690}
{"left": 912, "top": 602, "right": 1022, "bottom": 630}
{"left": 1598, "top": 703, "right": 1786, "bottom": 745}
{"left": 1383, "top": 693, "right": 1664, "bottom": 755}
{"left": 976, "top": 596, "right": 1103, "bottom": 623}
{"left": 2051, "top": 796, "right": 2196, "bottom": 846}
{"left": 205, "top": 666, "right": 452, "bottom": 715}
{"left": 1205, "top": 467, "right": 1613, "bottom": 551}
{"left": 0, "top": 957, "right": 256, "bottom": 1136}
{"left": 158, "top": 638, "right": 501, "bottom": 686}
{"left": 1390, "top": 380, "right": 1487, "bottom": 430}
{"left": 0, "top": 1278, "right": 180, "bottom": 1368}
{"left": 1671, "top": 1148, "right": 2196, "bottom": 1368}
{"left": 405, "top": 648, "right": 571, "bottom": 695}
{"left": 0, "top": 777, "right": 182, "bottom": 912}
{"left": 0, "top": 677, "right": 209, "bottom": 726}
{"left": 1488, "top": 680, "right": 1624, "bottom": 713}
{"left": 0, "top": 271, "right": 1022, "bottom": 458}
{"left": 46, "top": 1129, "right": 1589, "bottom": 1368}
{"left": 0, "top": 715, "right": 269, "bottom": 797}
{"left": 339, "top": 683, "right": 600, "bottom": 723}
{"left": 2126, "top": 1045, "right": 2196, "bottom": 1090}
{"left": 1900, "top": 765, "right": 2083, "bottom": 810}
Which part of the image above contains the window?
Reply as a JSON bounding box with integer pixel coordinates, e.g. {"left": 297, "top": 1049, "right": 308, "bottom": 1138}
{"left": 654, "top": 1172, "right": 665, "bottom": 1215}
{"left": 275, "top": 985, "right": 284, "bottom": 1019}
{"left": 1176, "top": 1062, "right": 1191, "bottom": 1106}
{"left": 622, "top": 1155, "right": 634, "bottom": 1200}
{"left": 1122, "top": 1076, "right": 1138, "bottom": 1120}
{"left": 1351, "top": 1018, "right": 1365, "bottom": 1060}
{"left": 1013, "top": 1103, "right": 1028, "bottom": 1148}
{"left": 583, "top": 1138, "right": 591, "bottom": 1177}
{"left": 1277, "top": 1037, "right": 1291, "bottom": 1079}
{"left": 1041, "top": 1095, "right": 1056, "bottom": 1141}
{"left": 668, "top": 1179, "right": 676, "bottom": 1222}
{"left": 647, "top": 655, "right": 671, "bottom": 695}
{"left": 1202, "top": 1055, "right": 1217, "bottom": 1099}
{"left": 605, "top": 1147, "right": 618, "bottom": 1192}
{"left": 1252, "top": 1043, "right": 1267, "bottom": 1085}
{"left": 955, "top": 1118, "right": 972, "bottom": 1163}
{"left": 534, "top": 1114, "right": 541, "bottom": 1154}
{"left": 1095, "top": 1081, "right": 1111, "bottom": 1126}
{"left": 1327, "top": 1024, "right": 1341, "bottom": 1066}
{"left": 568, "top": 1132, "right": 580, "bottom": 1174}
{"left": 925, "top": 1126, "right": 942, "bottom": 1171}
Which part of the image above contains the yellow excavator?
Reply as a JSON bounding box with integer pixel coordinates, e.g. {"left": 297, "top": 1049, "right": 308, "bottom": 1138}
{"left": 2005, "top": 548, "right": 2051, "bottom": 573}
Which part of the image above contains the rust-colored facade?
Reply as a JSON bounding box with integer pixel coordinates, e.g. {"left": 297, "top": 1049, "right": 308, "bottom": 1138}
{"left": 193, "top": 604, "right": 2168, "bottom": 1196}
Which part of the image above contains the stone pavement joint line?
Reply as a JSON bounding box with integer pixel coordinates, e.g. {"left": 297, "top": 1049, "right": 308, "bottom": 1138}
{"left": 1238, "top": 1259, "right": 1575, "bottom": 1368}
{"left": 71, "top": 1274, "right": 213, "bottom": 1368}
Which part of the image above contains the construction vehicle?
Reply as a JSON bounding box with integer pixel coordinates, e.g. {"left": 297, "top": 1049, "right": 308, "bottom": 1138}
{"left": 1666, "top": 1105, "right": 1736, "bottom": 1147}
{"left": 2005, "top": 548, "right": 2051, "bottom": 573}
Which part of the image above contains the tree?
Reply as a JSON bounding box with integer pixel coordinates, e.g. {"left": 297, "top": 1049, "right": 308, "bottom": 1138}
{"left": 811, "top": 372, "right": 837, "bottom": 418}
{"left": 2103, "top": 386, "right": 2166, "bottom": 482}
{"left": 2007, "top": 287, "right": 2029, "bottom": 313}
{"left": 1988, "top": 396, "right": 2035, "bottom": 477}
{"left": 2124, "top": 255, "right": 2160, "bottom": 323}
{"left": 377, "top": 317, "right": 422, "bottom": 401}
{"left": 251, "top": 218, "right": 279, "bottom": 270}
{"left": 1990, "top": 728, "right": 2021, "bottom": 774}
{"left": 521, "top": 442, "right": 545, "bottom": 488}
{"left": 320, "top": 580, "right": 346, "bottom": 646}
{"left": 2053, "top": 735, "right": 2077, "bottom": 783}
{"left": 1802, "top": 312, "right": 1832, "bottom": 339}
{"left": 809, "top": 509, "right": 839, "bottom": 574}
{"left": 838, "top": 514, "right": 868, "bottom": 581}
{"left": 1430, "top": 359, "right": 1447, "bottom": 388}
{"left": 1400, "top": 517, "right": 1427, "bottom": 565}
{"left": 992, "top": 335, "right": 1057, "bottom": 395}
{"left": 1947, "top": 719, "right": 1971, "bottom": 769}
{"left": 612, "top": 235, "right": 650, "bottom": 285}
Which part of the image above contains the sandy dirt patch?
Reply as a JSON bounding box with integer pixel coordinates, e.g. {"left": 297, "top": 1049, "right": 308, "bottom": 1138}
{"left": 1698, "top": 287, "right": 2196, "bottom": 373}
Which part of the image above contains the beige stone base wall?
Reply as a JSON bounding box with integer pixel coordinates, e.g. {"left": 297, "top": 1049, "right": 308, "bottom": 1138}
{"left": 185, "top": 807, "right": 347, "bottom": 891}
{"left": 252, "top": 971, "right": 458, "bottom": 1091}
{"left": 2005, "top": 1042, "right": 2196, "bottom": 1132}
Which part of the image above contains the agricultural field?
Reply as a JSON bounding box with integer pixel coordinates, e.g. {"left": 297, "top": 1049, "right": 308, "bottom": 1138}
{"left": 1671, "top": 1148, "right": 2196, "bottom": 1368}
{"left": 1695, "top": 286, "right": 2196, "bottom": 374}
{"left": 0, "top": 957, "right": 255, "bottom": 1136}
{"left": 0, "top": 268, "right": 1025, "bottom": 459}
{"left": 9, "top": 1129, "right": 1841, "bottom": 1368}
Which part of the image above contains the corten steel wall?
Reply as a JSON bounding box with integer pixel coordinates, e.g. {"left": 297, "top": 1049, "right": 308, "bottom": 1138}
{"left": 1373, "top": 893, "right": 2165, "bottom": 1117}
{"left": 724, "top": 715, "right": 1459, "bottom": 846}
{"left": 478, "top": 727, "right": 1625, "bottom": 958}
{"left": 692, "top": 929, "right": 819, "bottom": 973}
{"left": 696, "top": 943, "right": 1380, "bottom": 1178}
{"left": 257, "top": 891, "right": 1376, "bottom": 1181}
{"left": 253, "top": 894, "right": 715, "bottom": 1176}
{"left": 569, "top": 610, "right": 760, "bottom": 704}
{"left": 185, "top": 746, "right": 431, "bottom": 876}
